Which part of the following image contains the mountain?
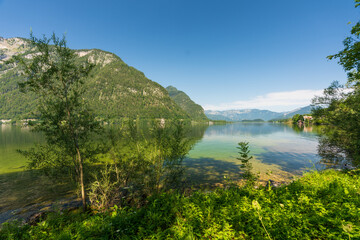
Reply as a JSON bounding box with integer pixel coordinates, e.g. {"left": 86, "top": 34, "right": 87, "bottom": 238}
{"left": 205, "top": 109, "right": 280, "bottom": 121}
{"left": 205, "top": 105, "right": 314, "bottom": 121}
{"left": 280, "top": 105, "right": 314, "bottom": 119}
{"left": 166, "top": 86, "right": 208, "bottom": 121}
{"left": 0, "top": 37, "right": 189, "bottom": 120}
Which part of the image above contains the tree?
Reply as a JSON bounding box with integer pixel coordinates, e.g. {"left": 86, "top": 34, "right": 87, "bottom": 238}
{"left": 292, "top": 114, "right": 304, "bottom": 124}
{"left": 9, "top": 33, "right": 99, "bottom": 210}
{"left": 327, "top": 1, "right": 360, "bottom": 88}
{"left": 312, "top": 1, "right": 360, "bottom": 166}
{"left": 236, "top": 141, "right": 257, "bottom": 183}
{"left": 312, "top": 81, "right": 360, "bottom": 165}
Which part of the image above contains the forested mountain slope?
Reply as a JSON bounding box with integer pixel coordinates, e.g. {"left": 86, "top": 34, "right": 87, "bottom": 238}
{"left": 166, "top": 86, "right": 208, "bottom": 121}
{"left": 0, "top": 37, "right": 189, "bottom": 120}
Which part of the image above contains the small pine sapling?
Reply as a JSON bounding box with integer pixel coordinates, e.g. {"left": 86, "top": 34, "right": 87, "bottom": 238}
{"left": 237, "top": 141, "right": 258, "bottom": 183}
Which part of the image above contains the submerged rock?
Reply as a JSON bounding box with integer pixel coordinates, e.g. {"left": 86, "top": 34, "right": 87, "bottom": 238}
{"left": 0, "top": 197, "right": 83, "bottom": 225}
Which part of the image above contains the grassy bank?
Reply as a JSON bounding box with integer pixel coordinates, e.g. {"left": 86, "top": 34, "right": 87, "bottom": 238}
{"left": 1, "top": 169, "right": 359, "bottom": 239}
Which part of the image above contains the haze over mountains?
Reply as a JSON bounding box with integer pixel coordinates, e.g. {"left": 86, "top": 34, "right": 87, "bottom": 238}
{"left": 205, "top": 105, "right": 313, "bottom": 121}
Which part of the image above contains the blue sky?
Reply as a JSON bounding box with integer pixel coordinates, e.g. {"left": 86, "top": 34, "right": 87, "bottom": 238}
{"left": 1, "top": 0, "right": 359, "bottom": 112}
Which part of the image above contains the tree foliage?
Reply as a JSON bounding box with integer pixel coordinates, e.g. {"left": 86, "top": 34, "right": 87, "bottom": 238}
{"left": 291, "top": 114, "right": 304, "bottom": 124}
{"left": 312, "top": 2, "right": 360, "bottom": 166}
{"left": 8, "top": 33, "right": 99, "bottom": 209}
{"left": 88, "top": 120, "right": 194, "bottom": 211}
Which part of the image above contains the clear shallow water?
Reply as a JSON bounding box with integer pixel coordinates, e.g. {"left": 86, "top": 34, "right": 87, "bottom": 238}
{"left": 0, "top": 125, "right": 43, "bottom": 174}
{"left": 0, "top": 123, "right": 322, "bottom": 181}
{"left": 184, "top": 123, "right": 322, "bottom": 183}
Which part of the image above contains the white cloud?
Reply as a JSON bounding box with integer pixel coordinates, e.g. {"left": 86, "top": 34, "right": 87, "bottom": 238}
{"left": 203, "top": 89, "right": 324, "bottom": 112}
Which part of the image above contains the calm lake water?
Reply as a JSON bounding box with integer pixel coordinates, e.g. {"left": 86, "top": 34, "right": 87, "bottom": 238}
{"left": 184, "top": 122, "right": 322, "bottom": 184}
{"left": 0, "top": 125, "right": 43, "bottom": 174}
{"left": 0, "top": 123, "right": 323, "bottom": 183}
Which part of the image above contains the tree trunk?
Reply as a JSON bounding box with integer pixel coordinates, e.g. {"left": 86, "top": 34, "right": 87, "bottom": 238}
{"left": 77, "top": 147, "right": 87, "bottom": 211}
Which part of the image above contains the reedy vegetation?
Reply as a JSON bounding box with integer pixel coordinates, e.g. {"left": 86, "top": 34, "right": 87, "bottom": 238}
{"left": 88, "top": 120, "right": 193, "bottom": 211}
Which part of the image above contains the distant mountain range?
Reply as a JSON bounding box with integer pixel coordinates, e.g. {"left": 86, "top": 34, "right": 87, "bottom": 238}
{"left": 205, "top": 105, "right": 313, "bottom": 121}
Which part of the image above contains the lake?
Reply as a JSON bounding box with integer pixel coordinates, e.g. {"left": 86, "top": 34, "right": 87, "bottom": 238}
{"left": 0, "top": 122, "right": 323, "bottom": 182}
{"left": 184, "top": 122, "right": 322, "bottom": 186}
{"left": 0, "top": 124, "right": 43, "bottom": 174}
{"left": 0, "top": 122, "right": 326, "bottom": 217}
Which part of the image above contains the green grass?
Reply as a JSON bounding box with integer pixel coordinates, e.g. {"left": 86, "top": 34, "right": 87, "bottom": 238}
{"left": 1, "top": 169, "right": 360, "bottom": 239}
